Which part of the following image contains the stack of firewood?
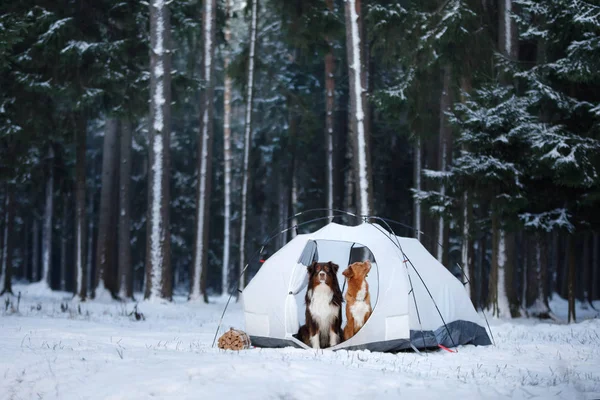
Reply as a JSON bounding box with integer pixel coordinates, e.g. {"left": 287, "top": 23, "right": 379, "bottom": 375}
{"left": 217, "top": 328, "right": 251, "bottom": 351}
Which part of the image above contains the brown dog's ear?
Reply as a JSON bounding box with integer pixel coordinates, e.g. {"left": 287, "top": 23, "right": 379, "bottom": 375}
{"left": 342, "top": 266, "right": 354, "bottom": 279}
{"left": 307, "top": 261, "right": 317, "bottom": 275}
{"left": 328, "top": 261, "right": 339, "bottom": 274}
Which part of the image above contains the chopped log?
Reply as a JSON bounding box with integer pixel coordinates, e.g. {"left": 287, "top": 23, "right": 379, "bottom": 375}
{"left": 218, "top": 328, "right": 251, "bottom": 351}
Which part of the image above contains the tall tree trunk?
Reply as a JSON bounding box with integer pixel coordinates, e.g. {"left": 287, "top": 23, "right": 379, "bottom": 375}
{"left": 146, "top": 0, "right": 172, "bottom": 300}
{"left": 325, "top": 0, "right": 335, "bottom": 219}
{"left": 32, "top": 218, "right": 40, "bottom": 282}
{"left": 461, "top": 191, "right": 474, "bottom": 297}
{"left": 582, "top": 233, "right": 592, "bottom": 305}
{"left": 499, "top": 0, "right": 517, "bottom": 60}
{"left": 521, "top": 233, "right": 529, "bottom": 315}
{"left": 567, "top": 234, "right": 576, "bottom": 323}
{"left": 436, "top": 66, "right": 451, "bottom": 266}
{"left": 118, "top": 120, "right": 133, "bottom": 299}
{"left": 414, "top": 137, "right": 422, "bottom": 240}
{"left": 288, "top": 105, "right": 298, "bottom": 236}
{"left": 593, "top": 233, "right": 599, "bottom": 301}
{"left": 239, "top": 0, "right": 258, "bottom": 292}
{"left": 95, "top": 119, "right": 119, "bottom": 299}
{"left": 458, "top": 76, "right": 473, "bottom": 297}
{"left": 530, "top": 233, "right": 551, "bottom": 317}
{"left": 344, "top": 0, "right": 372, "bottom": 217}
{"left": 191, "top": 0, "right": 216, "bottom": 302}
{"left": 489, "top": 213, "right": 509, "bottom": 317}
{"left": 0, "top": 193, "right": 5, "bottom": 288}
{"left": 561, "top": 235, "right": 569, "bottom": 298}
{"left": 344, "top": 140, "right": 355, "bottom": 217}
{"left": 23, "top": 218, "right": 29, "bottom": 281}
{"left": 222, "top": 0, "right": 233, "bottom": 297}
{"left": 74, "top": 121, "right": 87, "bottom": 300}
{"left": 41, "top": 147, "right": 55, "bottom": 288}
{"left": 505, "top": 231, "right": 521, "bottom": 317}
{"left": 60, "top": 195, "right": 68, "bottom": 291}
{"left": 0, "top": 187, "right": 14, "bottom": 295}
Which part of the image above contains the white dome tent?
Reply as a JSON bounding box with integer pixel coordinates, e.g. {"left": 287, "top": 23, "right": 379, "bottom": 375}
{"left": 241, "top": 221, "right": 491, "bottom": 352}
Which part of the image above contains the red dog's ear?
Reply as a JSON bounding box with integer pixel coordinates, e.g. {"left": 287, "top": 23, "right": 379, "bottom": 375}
{"left": 342, "top": 266, "right": 353, "bottom": 279}
{"left": 328, "top": 261, "right": 339, "bottom": 274}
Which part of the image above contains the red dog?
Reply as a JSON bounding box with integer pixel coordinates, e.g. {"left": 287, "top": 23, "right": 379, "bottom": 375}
{"left": 342, "top": 260, "right": 372, "bottom": 341}
{"left": 297, "top": 261, "right": 343, "bottom": 349}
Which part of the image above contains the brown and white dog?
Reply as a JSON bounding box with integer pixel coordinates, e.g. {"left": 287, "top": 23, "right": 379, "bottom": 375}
{"left": 342, "top": 260, "right": 372, "bottom": 341}
{"left": 297, "top": 261, "right": 343, "bottom": 349}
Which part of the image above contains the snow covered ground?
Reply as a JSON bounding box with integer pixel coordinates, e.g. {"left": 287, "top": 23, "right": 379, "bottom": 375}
{"left": 1, "top": 283, "right": 600, "bottom": 400}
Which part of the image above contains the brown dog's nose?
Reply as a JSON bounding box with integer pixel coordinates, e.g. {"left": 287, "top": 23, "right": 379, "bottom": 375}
{"left": 319, "top": 271, "right": 326, "bottom": 278}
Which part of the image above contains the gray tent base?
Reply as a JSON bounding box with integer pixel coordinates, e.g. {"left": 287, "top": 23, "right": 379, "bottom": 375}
{"left": 249, "top": 320, "right": 491, "bottom": 353}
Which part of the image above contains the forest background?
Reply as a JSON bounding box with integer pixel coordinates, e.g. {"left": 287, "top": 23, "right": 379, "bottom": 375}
{"left": 0, "top": 0, "right": 599, "bottom": 323}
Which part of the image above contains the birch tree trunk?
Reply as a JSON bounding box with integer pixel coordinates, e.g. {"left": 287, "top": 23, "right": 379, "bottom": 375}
{"left": 459, "top": 77, "right": 473, "bottom": 297}
{"left": 489, "top": 213, "right": 510, "bottom": 317}
{"left": 41, "top": 147, "right": 55, "bottom": 288}
{"left": 222, "top": 0, "right": 233, "bottom": 296}
{"left": 191, "top": 0, "right": 217, "bottom": 302}
{"left": 436, "top": 66, "right": 451, "bottom": 266}
{"left": 74, "top": 119, "right": 87, "bottom": 300}
{"left": 499, "top": 0, "right": 517, "bottom": 62}
{"left": 0, "top": 187, "right": 14, "bottom": 295}
{"left": 413, "top": 137, "right": 422, "bottom": 241}
{"left": 95, "top": 119, "right": 119, "bottom": 299}
{"left": 325, "top": 0, "right": 335, "bottom": 219}
{"left": 239, "top": 0, "right": 258, "bottom": 292}
{"left": 461, "top": 191, "right": 473, "bottom": 296}
{"left": 344, "top": 0, "right": 372, "bottom": 217}
{"left": 118, "top": 120, "right": 133, "bottom": 299}
{"left": 145, "top": 0, "right": 173, "bottom": 301}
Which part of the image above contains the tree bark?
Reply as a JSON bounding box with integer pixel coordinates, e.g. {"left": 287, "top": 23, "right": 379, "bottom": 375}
{"left": 461, "top": 191, "right": 475, "bottom": 299}
{"left": 94, "top": 119, "right": 119, "bottom": 299}
{"left": 436, "top": 65, "right": 451, "bottom": 266}
{"left": 530, "top": 232, "right": 551, "bottom": 317}
{"left": 414, "top": 137, "right": 422, "bottom": 241}
{"left": 498, "top": 0, "right": 518, "bottom": 60}
{"left": 344, "top": 0, "right": 372, "bottom": 217}
{"left": 41, "top": 147, "right": 55, "bottom": 288}
{"left": 23, "top": 218, "right": 29, "bottom": 281}
{"left": 567, "top": 234, "right": 576, "bottom": 323}
{"left": 489, "top": 214, "right": 510, "bottom": 317}
{"left": 118, "top": 119, "right": 133, "bottom": 299}
{"left": 191, "top": 0, "right": 217, "bottom": 302}
{"left": 0, "top": 193, "right": 4, "bottom": 287}
{"left": 325, "top": 0, "right": 335, "bottom": 219}
{"left": 145, "top": 0, "right": 172, "bottom": 300}
{"left": 222, "top": 0, "right": 233, "bottom": 297}
{"left": 593, "top": 233, "right": 599, "bottom": 301}
{"left": 74, "top": 118, "right": 87, "bottom": 300}
{"left": 60, "top": 195, "right": 68, "bottom": 291}
{"left": 582, "top": 233, "right": 592, "bottom": 305}
{"left": 505, "top": 231, "right": 521, "bottom": 317}
{"left": 32, "top": 217, "right": 40, "bottom": 282}
{"left": 0, "top": 187, "right": 14, "bottom": 295}
{"left": 239, "top": 0, "right": 258, "bottom": 292}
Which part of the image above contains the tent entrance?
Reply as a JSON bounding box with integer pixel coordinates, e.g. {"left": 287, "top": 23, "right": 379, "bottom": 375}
{"left": 286, "top": 239, "right": 380, "bottom": 338}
